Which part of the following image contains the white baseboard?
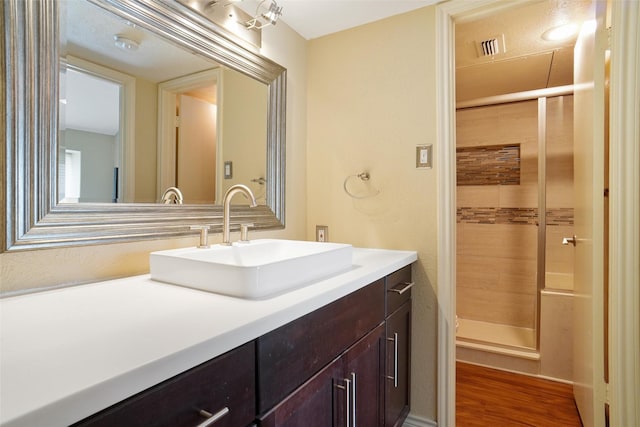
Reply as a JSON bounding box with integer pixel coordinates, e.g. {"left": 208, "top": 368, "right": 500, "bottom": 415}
{"left": 403, "top": 414, "right": 438, "bottom": 427}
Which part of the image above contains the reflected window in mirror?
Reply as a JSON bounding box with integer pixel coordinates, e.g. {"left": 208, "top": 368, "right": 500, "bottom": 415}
{"left": 59, "top": 60, "right": 131, "bottom": 203}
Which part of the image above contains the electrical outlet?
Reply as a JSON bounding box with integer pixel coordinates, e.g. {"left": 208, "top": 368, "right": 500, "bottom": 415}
{"left": 316, "top": 225, "right": 328, "bottom": 242}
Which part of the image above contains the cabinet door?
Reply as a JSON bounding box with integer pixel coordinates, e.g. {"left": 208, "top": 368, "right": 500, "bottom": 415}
{"left": 385, "top": 301, "right": 411, "bottom": 427}
{"left": 259, "top": 325, "right": 386, "bottom": 427}
{"left": 73, "top": 342, "right": 255, "bottom": 427}
{"left": 258, "top": 356, "right": 344, "bottom": 427}
{"left": 343, "top": 323, "right": 385, "bottom": 427}
{"left": 257, "top": 280, "right": 384, "bottom": 412}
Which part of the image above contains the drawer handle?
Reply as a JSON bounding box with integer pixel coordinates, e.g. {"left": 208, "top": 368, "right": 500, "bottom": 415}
{"left": 335, "top": 378, "right": 352, "bottom": 427}
{"left": 386, "top": 332, "right": 399, "bottom": 388}
{"left": 196, "top": 407, "right": 229, "bottom": 427}
{"left": 351, "top": 372, "right": 357, "bottom": 427}
{"left": 388, "top": 281, "right": 414, "bottom": 295}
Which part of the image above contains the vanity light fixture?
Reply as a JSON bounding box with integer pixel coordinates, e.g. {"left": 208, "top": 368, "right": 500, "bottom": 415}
{"left": 246, "top": 0, "right": 283, "bottom": 30}
{"left": 113, "top": 35, "right": 140, "bottom": 51}
{"left": 541, "top": 23, "right": 578, "bottom": 41}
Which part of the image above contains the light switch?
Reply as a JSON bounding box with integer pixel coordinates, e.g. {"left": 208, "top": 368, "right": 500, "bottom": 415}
{"left": 224, "top": 161, "right": 233, "bottom": 179}
{"left": 416, "top": 145, "right": 433, "bottom": 168}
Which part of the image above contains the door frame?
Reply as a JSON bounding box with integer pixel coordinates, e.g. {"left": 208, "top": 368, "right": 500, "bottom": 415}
{"left": 608, "top": 2, "right": 640, "bottom": 426}
{"left": 435, "top": 1, "right": 640, "bottom": 425}
{"left": 157, "top": 68, "right": 221, "bottom": 201}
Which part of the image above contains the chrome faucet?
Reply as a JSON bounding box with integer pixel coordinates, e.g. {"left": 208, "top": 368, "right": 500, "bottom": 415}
{"left": 222, "top": 184, "right": 257, "bottom": 245}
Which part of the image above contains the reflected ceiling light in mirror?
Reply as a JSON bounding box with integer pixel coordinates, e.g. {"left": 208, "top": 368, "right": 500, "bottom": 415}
{"left": 113, "top": 35, "right": 140, "bottom": 51}
{"left": 541, "top": 23, "right": 578, "bottom": 41}
{"left": 246, "top": 0, "right": 283, "bottom": 30}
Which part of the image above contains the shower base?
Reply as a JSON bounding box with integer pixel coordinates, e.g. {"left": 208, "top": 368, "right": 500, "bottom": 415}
{"left": 456, "top": 318, "right": 536, "bottom": 350}
{"left": 456, "top": 318, "right": 540, "bottom": 375}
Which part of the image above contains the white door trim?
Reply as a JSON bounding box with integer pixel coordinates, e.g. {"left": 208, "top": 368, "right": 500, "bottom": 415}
{"left": 609, "top": 2, "right": 640, "bottom": 426}
{"left": 157, "top": 68, "right": 220, "bottom": 201}
{"left": 434, "top": 3, "right": 458, "bottom": 425}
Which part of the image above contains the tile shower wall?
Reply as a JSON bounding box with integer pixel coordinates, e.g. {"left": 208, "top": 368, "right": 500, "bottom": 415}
{"left": 456, "top": 96, "right": 575, "bottom": 330}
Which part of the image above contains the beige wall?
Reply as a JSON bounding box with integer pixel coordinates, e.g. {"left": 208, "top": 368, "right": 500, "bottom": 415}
{"left": 306, "top": 7, "right": 439, "bottom": 421}
{"left": 133, "top": 77, "right": 159, "bottom": 203}
{"left": 0, "top": 20, "right": 308, "bottom": 294}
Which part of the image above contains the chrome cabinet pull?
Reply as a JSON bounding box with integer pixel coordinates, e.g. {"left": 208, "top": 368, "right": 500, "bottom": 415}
{"left": 388, "top": 282, "right": 414, "bottom": 295}
{"left": 386, "top": 332, "right": 399, "bottom": 388}
{"left": 196, "top": 407, "right": 229, "bottom": 427}
{"left": 335, "top": 378, "right": 351, "bottom": 427}
{"left": 351, "top": 372, "right": 357, "bottom": 427}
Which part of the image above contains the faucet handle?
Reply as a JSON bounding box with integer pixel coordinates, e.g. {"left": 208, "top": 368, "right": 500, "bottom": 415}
{"left": 240, "top": 223, "right": 254, "bottom": 242}
{"left": 190, "top": 225, "right": 211, "bottom": 248}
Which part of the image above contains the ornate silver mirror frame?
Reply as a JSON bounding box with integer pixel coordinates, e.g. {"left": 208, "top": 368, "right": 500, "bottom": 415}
{"left": 2, "top": 0, "right": 286, "bottom": 252}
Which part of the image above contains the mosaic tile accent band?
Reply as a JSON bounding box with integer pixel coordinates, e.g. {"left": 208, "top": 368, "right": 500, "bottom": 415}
{"left": 546, "top": 208, "right": 574, "bottom": 226}
{"left": 457, "top": 207, "right": 574, "bottom": 226}
{"left": 456, "top": 144, "right": 521, "bottom": 186}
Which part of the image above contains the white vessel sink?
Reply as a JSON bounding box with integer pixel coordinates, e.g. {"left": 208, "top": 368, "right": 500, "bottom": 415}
{"left": 150, "top": 239, "right": 353, "bottom": 299}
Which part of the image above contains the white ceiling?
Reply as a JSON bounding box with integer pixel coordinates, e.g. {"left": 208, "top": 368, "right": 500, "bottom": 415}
{"left": 455, "top": 0, "right": 593, "bottom": 101}
{"left": 241, "top": 0, "right": 440, "bottom": 40}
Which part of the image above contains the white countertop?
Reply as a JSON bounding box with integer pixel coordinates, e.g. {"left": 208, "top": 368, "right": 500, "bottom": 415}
{"left": 0, "top": 247, "right": 416, "bottom": 427}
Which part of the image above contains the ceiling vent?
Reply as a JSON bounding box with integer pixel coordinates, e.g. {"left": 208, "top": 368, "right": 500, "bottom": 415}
{"left": 475, "top": 34, "right": 506, "bottom": 58}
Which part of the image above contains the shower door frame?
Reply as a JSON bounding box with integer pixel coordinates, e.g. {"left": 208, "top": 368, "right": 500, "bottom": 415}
{"left": 456, "top": 85, "right": 574, "bottom": 352}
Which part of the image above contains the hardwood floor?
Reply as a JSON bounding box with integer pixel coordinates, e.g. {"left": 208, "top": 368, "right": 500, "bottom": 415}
{"left": 456, "top": 362, "right": 583, "bottom": 426}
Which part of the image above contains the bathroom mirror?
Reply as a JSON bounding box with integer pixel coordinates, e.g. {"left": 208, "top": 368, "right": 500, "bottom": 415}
{"left": 59, "top": 0, "right": 269, "bottom": 205}
{"left": 2, "top": 0, "right": 286, "bottom": 251}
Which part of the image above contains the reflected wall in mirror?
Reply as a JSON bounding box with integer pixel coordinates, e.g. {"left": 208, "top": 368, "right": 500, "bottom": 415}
{"left": 2, "top": 0, "right": 286, "bottom": 251}
{"left": 59, "top": 0, "right": 268, "bottom": 205}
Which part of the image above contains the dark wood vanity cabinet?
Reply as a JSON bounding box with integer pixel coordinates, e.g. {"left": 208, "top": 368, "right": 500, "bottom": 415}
{"left": 384, "top": 266, "right": 413, "bottom": 427}
{"left": 73, "top": 342, "right": 256, "bottom": 427}
{"left": 258, "top": 323, "right": 385, "bottom": 427}
{"left": 73, "top": 265, "right": 412, "bottom": 427}
{"left": 257, "top": 265, "right": 413, "bottom": 427}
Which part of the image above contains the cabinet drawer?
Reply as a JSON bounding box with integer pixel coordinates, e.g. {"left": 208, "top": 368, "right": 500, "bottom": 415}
{"left": 385, "top": 265, "right": 412, "bottom": 316}
{"left": 74, "top": 342, "right": 256, "bottom": 427}
{"left": 256, "top": 280, "right": 385, "bottom": 413}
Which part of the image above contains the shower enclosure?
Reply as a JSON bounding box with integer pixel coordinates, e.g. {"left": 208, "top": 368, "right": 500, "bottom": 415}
{"left": 455, "top": 88, "right": 575, "bottom": 357}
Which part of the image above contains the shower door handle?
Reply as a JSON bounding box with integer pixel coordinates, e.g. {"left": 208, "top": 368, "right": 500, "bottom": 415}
{"left": 562, "top": 235, "right": 577, "bottom": 246}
